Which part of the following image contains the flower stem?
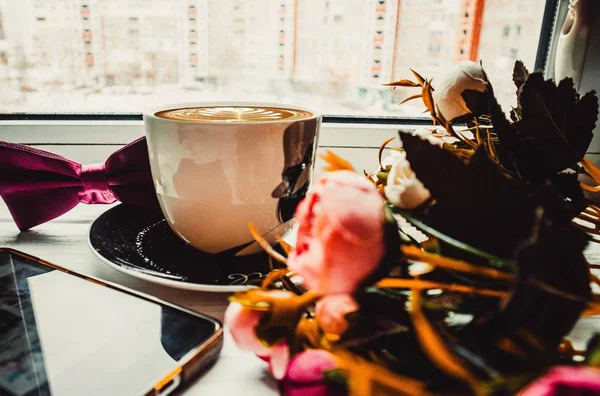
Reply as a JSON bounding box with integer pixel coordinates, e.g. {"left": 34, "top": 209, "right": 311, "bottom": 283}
{"left": 319, "top": 150, "right": 355, "bottom": 172}
{"left": 248, "top": 222, "right": 288, "bottom": 265}
{"left": 580, "top": 158, "right": 600, "bottom": 192}
{"left": 410, "top": 291, "right": 483, "bottom": 394}
{"left": 401, "top": 245, "right": 514, "bottom": 281}
{"left": 378, "top": 137, "right": 397, "bottom": 171}
{"left": 260, "top": 269, "right": 292, "bottom": 289}
{"left": 376, "top": 278, "right": 508, "bottom": 298}
{"left": 275, "top": 235, "right": 293, "bottom": 255}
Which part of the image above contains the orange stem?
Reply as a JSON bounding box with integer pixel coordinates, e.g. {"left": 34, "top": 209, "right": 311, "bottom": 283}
{"left": 376, "top": 278, "right": 508, "bottom": 298}
{"left": 401, "top": 245, "right": 514, "bottom": 281}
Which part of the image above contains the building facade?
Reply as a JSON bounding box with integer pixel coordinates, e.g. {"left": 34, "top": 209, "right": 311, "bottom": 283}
{"left": 0, "top": 0, "right": 548, "bottom": 113}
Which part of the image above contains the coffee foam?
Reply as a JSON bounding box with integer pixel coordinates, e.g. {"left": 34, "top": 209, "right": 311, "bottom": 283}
{"left": 155, "top": 106, "right": 312, "bottom": 122}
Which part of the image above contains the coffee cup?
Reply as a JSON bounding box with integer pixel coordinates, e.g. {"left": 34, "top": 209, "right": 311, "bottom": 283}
{"left": 143, "top": 102, "right": 321, "bottom": 255}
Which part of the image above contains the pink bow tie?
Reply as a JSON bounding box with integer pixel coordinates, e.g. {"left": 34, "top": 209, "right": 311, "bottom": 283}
{"left": 0, "top": 137, "right": 159, "bottom": 231}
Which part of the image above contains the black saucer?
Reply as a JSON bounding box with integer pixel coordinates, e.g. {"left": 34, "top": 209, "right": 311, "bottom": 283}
{"left": 89, "top": 204, "right": 273, "bottom": 291}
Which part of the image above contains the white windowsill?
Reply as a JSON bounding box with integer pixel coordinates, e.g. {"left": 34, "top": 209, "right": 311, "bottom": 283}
{"left": 0, "top": 120, "right": 424, "bottom": 148}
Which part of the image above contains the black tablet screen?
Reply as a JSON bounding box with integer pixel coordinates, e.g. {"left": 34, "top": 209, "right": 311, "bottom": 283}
{"left": 0, "top": 251, "right": 218, "bottom": 396}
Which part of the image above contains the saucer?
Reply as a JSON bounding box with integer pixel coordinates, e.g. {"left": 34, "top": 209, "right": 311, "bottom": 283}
{"left": 88, "top": 204, "right": 275, "bottom": 292}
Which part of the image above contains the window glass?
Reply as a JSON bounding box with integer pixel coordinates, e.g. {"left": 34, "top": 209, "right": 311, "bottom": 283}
{"left": 0, "top": 0, "right": 547, "bottom": 116}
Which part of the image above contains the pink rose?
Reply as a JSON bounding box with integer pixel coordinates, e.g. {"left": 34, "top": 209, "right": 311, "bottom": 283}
{"left": 224, "top": 302, "right": 272, "bottom": 357}
{"left": 521, "top": 366, "right": 600, "bottom": 396}
{"left": 288, "top": 171, "right": 385, "bottom": 294}
{"left": 315, "top": 294, "right": 359, "bottom": 336}
{"left": 281, "top": 350, "right": 343, "bottom": 396}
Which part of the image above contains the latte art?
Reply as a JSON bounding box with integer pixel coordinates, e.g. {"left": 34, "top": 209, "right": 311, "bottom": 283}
{"left": 155, "top": 106, "right": 313, "bottom": 122}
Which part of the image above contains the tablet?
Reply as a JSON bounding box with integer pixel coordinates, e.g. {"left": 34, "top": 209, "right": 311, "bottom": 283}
{"left": 0, "top": 249, "right": 223, "bottom": 396}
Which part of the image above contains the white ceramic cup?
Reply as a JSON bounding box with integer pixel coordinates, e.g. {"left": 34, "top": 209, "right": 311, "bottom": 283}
{"left": 144, "top": 102, "right": 321, "bottom": 254}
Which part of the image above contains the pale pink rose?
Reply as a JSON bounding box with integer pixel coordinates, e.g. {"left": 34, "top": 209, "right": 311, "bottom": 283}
{"left": 521, "top": 366, "right": 600, "bottom": 396}
{"left": 432, "top": 60, "right": 486, "bottom": 121}
{"left": 288, "top": 171, "right": 385, "bottom": 294}
{"left": 281, "top": 349, "right": 343, "bottom": 396}
{"left": 224, "top": 302, "right": 272, "bottom": 357}
{"left": 383, "top": 150, "right": 431, "bottom": 209}
{"left": 315, "top": 294, "right": 359, "bottom": 336}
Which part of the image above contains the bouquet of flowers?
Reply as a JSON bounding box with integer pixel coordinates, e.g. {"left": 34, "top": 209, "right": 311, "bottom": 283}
{"left": 224, "top": 60, "right": 600, "bottom": 396}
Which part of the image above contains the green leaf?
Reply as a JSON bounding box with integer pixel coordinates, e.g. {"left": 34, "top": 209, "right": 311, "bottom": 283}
{"left": 384, "top": 79, "right": 421, "bottom": 87}
{"left": 510, "top": 60, "right": 529, "bottom": 122}
{"left": 410, "top": 68, "right": 426, "bottom": 86}
{"left": 436, "top": 219, "right": 590, "bottom": 385}
{"left": 376, "top": 171, "right": 389, "bottom": 183}
{"left": 323, "top": 369, "right": 349, "bottom": 393}
{"left": 549, "top": 172, "right": 587, "bottom": 219}
{"left": 484, "top": 76, "right": 520, "bottom": 170}
{"left": 395, "top": 208, "right": 513, "bottom": 271}
{"left": 461, "top": 89, "right": 488, "bottom": 118}
{"left": 485, "top": 71, "right": 595, "bottom": 219}
{"left": 489, "top": 72, "right": 599, "bottom": 182}
{"left": 399, "top": 93, "right": 423, "bottom": 105}
{"left": 516, "top": 74, "right": 598, "bottom": 173}
{"left": 400, "top": 133, "right": 537, "bottom": 259}
{"left": 478, "top": 215, "right": 591, "bottom": 351}
{"left": 339, "top": 331, "right": 466, "bottom": 390}
{"left": 512, "top": 60, "right": 529, "bottom": 91}
{"left": 585, "top": 334, "right": 600, "bottom": 367}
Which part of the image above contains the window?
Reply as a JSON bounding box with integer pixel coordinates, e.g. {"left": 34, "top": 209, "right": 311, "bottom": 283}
{"left": 0, "top": 0, "right": 549, "bottom": 117}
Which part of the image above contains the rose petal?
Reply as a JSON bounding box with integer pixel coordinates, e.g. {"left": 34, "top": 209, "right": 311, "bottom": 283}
{"left": 282, "top": 350, "right": 340, "bottom": 396}
{"left": 315, "top": 294, "right": 359, "bottom": 335}
{"left": 521, "top": 366, "right": 600, "bottom": 396}
{"left": 384, "top": 152, "right": 430, "bottom": 209}
{"left": 269, "top": 342, "right": 290, "bottom": 380}
{"left": 285, "top": 349, "right": 338, "bottom": 382}
{"left": 381, "top": 150, "right": 403, "bottom": 168}
{"left": 411, "top": 127, "right": 445, "bottom": 148}
{"left": 224, "top": 302, "right": 272, "bottom": 356}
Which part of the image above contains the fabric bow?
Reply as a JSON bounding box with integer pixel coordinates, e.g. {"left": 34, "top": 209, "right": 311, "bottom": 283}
{"left": 0, "top": 137, "right": 159, "bottom": 231}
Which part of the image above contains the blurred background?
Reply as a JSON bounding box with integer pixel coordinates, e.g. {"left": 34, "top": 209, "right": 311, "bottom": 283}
{"left": 0, "top": 0, "right": 546, "bottom": 116}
